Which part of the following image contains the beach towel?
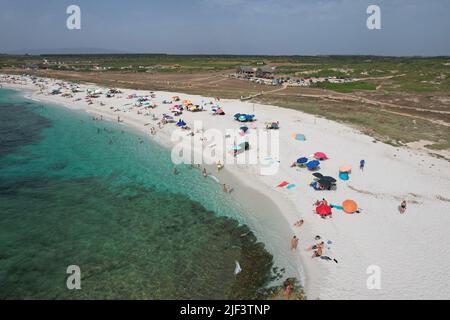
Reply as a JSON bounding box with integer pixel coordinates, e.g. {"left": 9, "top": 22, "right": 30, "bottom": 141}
{"left": 286, "top": 184, "right": 296, "bottom": 189}
{"left": 277, "top": 181, "right": 289, "bottom": 188}
{"left": 330, "top": 204, "right": 344, "bottom": 210}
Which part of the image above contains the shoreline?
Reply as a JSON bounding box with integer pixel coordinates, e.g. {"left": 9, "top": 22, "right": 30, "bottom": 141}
{"left": 2, "top": 74, "right": 450, "bottom": 299}
{"left": 0, "top": 81, "right": 310, "bottom": 296}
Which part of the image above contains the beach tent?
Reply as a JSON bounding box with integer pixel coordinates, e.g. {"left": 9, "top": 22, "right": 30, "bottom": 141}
{"left": 292, "top": 133, "right": 306, "bottom": 141}
{"left": 314, "top": 152, "right": 329, "bottom": 160}
{"left": 342, "top": 200, "right": 358, "bottom": 214}
{"left": 317, "top": 179, "right": 333, "bottom": 189}
{"left": 340, "top": 164, "right": 352, "bottom": 173}
{"left": 315, "top": 204, "right": 332, "bottom": 217}
{"left": 306, "top": 160, "right": 320, "bottom": 170}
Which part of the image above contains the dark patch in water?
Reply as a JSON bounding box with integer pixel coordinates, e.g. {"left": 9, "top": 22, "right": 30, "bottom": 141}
{"left": 0, "top": 176, "right": 273, "bottom": 299}
{"left": 0, "top": 102, "right": 51, "bottom": 157}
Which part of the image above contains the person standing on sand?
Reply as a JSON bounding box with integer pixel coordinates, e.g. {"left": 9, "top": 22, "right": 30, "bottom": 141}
{"left": 291, "top": 236, "right": 299, "bottom": 250}
{"left": 360, "top": 159, "right": 365, "bottom": 171}
{"left": 284, "top": 283, "right": 294, "bottom": 300}
{"left": 399, "top": 200, "right": 407, "bottom": 214}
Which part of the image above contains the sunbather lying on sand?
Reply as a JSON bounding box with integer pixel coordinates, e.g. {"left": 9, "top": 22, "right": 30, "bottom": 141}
{"left": 306, "top": 241, "right": 324, "bottom": 252}
{"left": 293, "top": 219, "right": 304, "bottom": 227}
{"left": 312, "top": 245, "right": 323, "bottom": 258}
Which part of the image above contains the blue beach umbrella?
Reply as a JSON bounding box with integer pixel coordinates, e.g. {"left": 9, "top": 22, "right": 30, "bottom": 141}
{"left": 306, "top": 160, "right": 320, "bottom": 170}
{"left": 176, "top": 120, "right": 187, "bottom": 127}
{"left": 296, "top": 157, "right": 308, "bottom": 164}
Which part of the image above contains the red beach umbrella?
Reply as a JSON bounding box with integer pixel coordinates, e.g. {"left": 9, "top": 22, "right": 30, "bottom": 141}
{"left": 315, "top": 204, "right": 332, "bottom": 216}
{"left": 314, "top": 152, "right": 328, "bottom": 160}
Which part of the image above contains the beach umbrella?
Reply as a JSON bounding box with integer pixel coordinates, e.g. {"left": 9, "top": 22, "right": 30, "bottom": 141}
{"left": 322, "top": 176, "right": 337, "bottom": 183}
{"left": 306, "top": 160, "right": 320, "bottom": 170}
{"left": 176, "top": 120, "right": 186, "bottom": 127}
{"left": 342, "top": 200, "right": 358, "bottom": 214}
{"left": 340, "top": 164, "right": 352, "bottom": 173}
{"left": 316, "top": 204, "right": 332, "bottom": 216}
{"left": 314, "top": 152, "right": 328, "bottom": 160}
{"left": 292, "top": 133, "right": 306, "bottom": 141}
{"left": 297, "top": 157, "right": 308, "bottom": 164}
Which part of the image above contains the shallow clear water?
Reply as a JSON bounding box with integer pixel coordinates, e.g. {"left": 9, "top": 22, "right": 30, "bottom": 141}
{"left": 0, "top": 88, "right": 274, "bottom": 299}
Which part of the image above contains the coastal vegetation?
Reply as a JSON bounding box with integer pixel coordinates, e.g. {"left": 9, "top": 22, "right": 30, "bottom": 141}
{"left": 1, "top": 54, "right": 449, "bottom": 156}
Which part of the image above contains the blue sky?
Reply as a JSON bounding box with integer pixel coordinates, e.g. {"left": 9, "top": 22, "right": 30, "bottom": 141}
{"left": 0, "top": 0, "right": 449, "bottom": 56}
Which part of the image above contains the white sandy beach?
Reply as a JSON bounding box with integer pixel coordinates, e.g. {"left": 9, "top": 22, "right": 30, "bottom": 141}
{"left": 2, "top": 74, "right": 450, "bottom": 300}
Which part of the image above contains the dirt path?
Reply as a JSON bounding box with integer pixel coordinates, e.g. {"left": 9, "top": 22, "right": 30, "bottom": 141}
{"left": 269, "top": 91, "right": 450, "bottom": 127}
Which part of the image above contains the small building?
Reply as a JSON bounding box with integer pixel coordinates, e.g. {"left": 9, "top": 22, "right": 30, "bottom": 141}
{"left": 256, "top": 66, "right": 275, "bottom": 79}
{"left": 236, "top": 66, "right": 257, "bottom": 77}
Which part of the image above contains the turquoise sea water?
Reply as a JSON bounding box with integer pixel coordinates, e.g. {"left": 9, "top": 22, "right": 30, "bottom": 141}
{"left": 0, "top": 88, "right": 274, "bottom": 299}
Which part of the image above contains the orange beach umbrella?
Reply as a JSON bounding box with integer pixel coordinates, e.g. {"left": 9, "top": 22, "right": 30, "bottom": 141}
{"left": 342, "top": 200, "right": 358, "bottom": 214}
{"left": 339, "top": 164, "right": 352, "bottom": 173}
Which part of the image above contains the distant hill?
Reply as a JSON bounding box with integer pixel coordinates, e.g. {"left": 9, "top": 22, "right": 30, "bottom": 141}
{"left": 2, "top": 48, "right": 131, "bottom": 55}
